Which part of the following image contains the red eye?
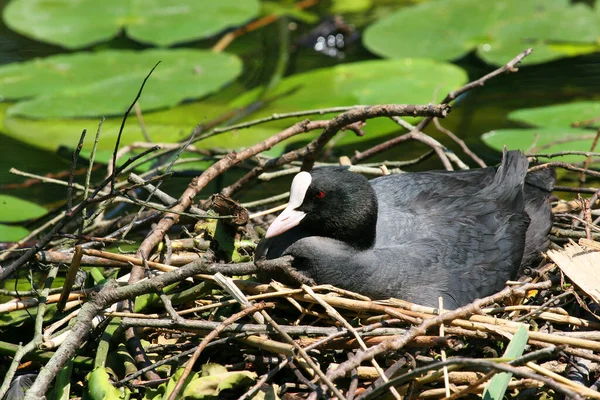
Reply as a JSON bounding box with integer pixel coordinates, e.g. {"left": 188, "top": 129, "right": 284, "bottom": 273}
{"left": 315, "top": 190, "right": 325, "bottom": 199}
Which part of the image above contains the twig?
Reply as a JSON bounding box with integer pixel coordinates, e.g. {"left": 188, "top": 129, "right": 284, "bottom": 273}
{"left": 167, "top": 302, "right": 275, "bottom": 400}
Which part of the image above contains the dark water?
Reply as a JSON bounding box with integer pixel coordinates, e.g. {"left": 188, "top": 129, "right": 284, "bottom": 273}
{"left": 1, "top": 0, "right": 600, "bottom": 205}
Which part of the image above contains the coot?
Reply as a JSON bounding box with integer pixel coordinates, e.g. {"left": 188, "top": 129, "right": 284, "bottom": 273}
{"left": 255, "top": 151, "right": 555, "bottom": 308}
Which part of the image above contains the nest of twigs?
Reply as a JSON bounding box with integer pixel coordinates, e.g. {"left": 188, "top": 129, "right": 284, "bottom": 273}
{"left": 3, "top": 49, "right": 600, "bottom": 400}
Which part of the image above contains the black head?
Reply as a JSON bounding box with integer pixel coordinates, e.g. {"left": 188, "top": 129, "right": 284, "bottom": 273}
{"left": 265, "top": 167, "right": 378, "bottom": 249}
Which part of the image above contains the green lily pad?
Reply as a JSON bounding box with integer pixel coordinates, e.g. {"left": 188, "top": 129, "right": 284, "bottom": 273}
{"left": 2, "top": 100, "right": 287, "bottom": 152}
{"left": 363, "top": 0, "right": 600, "bottom": 65}
{"left": 0, "top": 224, "right": 29, "bottom": 242}
{"left": 229, "top": 58, "right": 468, "bottom": 146}
{"left": 509, "top": 102, "right": 600, "bottom": 128}
{"left": 3, "top": 0, "right": 260, "bottom": 49}
{"left": 364, "top": 0, "right": 495, "bottom": 61}
{"left": 477, "top": 2, "right": 600, "bottom": 66}
{"left": 1, "top": 49, "right": 242, "bottom": 118}
{"left": 482, "top": 127, "right": 597, "bottom": 162}
{"left": 0, "top": 195, "right": 47, "bottom": 223}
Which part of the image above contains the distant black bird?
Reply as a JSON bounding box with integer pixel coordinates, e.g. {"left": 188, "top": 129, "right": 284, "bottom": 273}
{"left": 256, "top": 151, "right": 555, "bottom": 308}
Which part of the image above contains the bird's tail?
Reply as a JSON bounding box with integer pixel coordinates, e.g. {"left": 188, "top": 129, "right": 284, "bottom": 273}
{"left": 522, "top": 166, "right": 556, "bottom": 268}
{"left": 485, "top": 148, "right": 529, "bottom": 205}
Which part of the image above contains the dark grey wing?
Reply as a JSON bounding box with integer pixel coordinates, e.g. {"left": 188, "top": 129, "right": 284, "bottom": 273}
{"left": 522, "top": 167, "right": 555, "bottom": 268}
{"left": 365, "top": 151, "right": 531, "bottom": 307}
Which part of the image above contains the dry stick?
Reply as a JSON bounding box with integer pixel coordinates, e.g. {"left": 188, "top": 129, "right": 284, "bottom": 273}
{"left": 139, "top": 105, "right": 447, "bottom": 265}
{"left": 21, "top": 257, "right": 288, "bottom": 398}
{"left": 222, "top": 105, "right": 449, "bottom": 198}
{"left": 56, "top": 246, "right": 83, "bottom": 312}
{"left": 579, "top": 127, "right": 600, "bottom": 186}
{"left": 67, "top": 129, "right": 87, "bottom": 213}
{"left": 300, "top": 104, "right": 450, "bottom": 171}
{"left": 167, "top": 302, "right": 275, "bottom": 400}
{"left": 0, "top": 146, "right": 159, "bottom": 282}
{"left": 302, "top": 285, "right": 401, "bottom": 400}
{"left": 0, "top": 265, "right": 59, "bottom": 399}
{"left": 195, "top": 105, "right": 367, "bottom": 144}
{"left": 118, "top": 334, "right": 248, "bottom": 387}
{"left": 529, "top": 161, "right": 600, "bottom": 178}
{"left": 352, "top": 119, "right": 455, "bottom": 169}
{"left": 258, "top": 309, "right": 347, "bottom": 400}
{"left": 443, "top": 346, "right": 564, "bottom": 400}
{"left": 212, "top": 0, "right": 318, "bottom": 52}
{"left": 433, "top": 117, "right": 487, "bottom": 167}
{"left": 134, "top": 119, "right": 321, "bottom": 280}
{"left": 109, "top": 62, "right": 160, "bottom": 191}
{"left": 352, "top": 48, "right": 533, "bottom": 163}
{"left": 361, "top": 358, "right": 582, "bottom": 400}
{"left": 326, "top": 281, "right": 551, "bottom": 384}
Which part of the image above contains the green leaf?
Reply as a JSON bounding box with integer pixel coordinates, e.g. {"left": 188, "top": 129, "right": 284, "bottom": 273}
{"left": 0, "top": 224, "right": 29, "bottom": 242}
{"left": 481, "top": 127, "right": 596, "bottom": 163}
{"left": 230, "top": 58, "right": 468, "bottom": 146}
{"left": 363, "top": 0, "right": 600, "bottom": 65}
{"left": 482, "top": 325, "right": 529, "bottom": 400}
{"left": 3, "top": 0, "right": 260, "bottom": 48}
{"left": 51, "top": 360, "right": 73, "bottom": 400}
{"left": 477, "top": 2, "right": 600, "bottom": 66}
{"left": 182, "top": 363, "right": 257, "bottom": 399}
{"left": 1, "top": 49, "right": 242, "bottom": 118}
{"left": 509, "top": 102, "right": 600, "bottom": 128}
{"left": 331, "top": 0, "right": 372, "bottom": 13}
{"left": 364, "top": 0, "right": 495, "bottom": 61}
{"left": 2, "top": 101, "right": 230, "bottom": 151}
{"left": 86, "top": 367, "right": 129, "bottom": 400}
{"left": 0, "top": 195, "right": 47, "bottom": 223}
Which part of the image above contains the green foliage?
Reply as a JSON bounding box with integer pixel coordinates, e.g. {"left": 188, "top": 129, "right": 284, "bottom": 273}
{"left": 509, "top": 102, "right": 600, "bottom": 128}
{"left": 482, "top": 102, "right": 600, "bottom": 162}
{"left": 3, "top": 0, "right": 260, "bottom": 48}
{"left": 482, "top": 325, "right": 529, "bottom": 400}
{"left": 363, "top": 0, "right": 600, "bottom": 65}
{"left": 86, "top": 367, "right": 130, "bottom": 399}
{"left": 183, "top": 363, "right": 257, "bottom": 399}
{"left": 1, "top": 101, "right": 230, "bottom": 152}
{"left": 482, "top": 128, "right": 594, "bottom": 163}
{"left": 145, "top": 364, "right": 256, "bottom": 400}
{"left": 0, "top": 224, "right": 29, "bottom": 242}
{"left": 1, "top": 49, "right": 242, "bottom": 118}
{"left": 0, "top": 195, "right": 47, "bottom": 223}
{"left": 230, "top": 58, "right": 468, "bottom": 146}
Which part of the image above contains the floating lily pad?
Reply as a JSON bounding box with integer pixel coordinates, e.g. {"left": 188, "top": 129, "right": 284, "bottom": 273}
{"left": 482, "top": 128, "right": 596, "bottom": 162}
{"left": 0, "top": 195, "right": 47, "bottom": 223}
{"left": 0, "top": 224, "right": 29, "bottom": 242}
{"left": 508, "top": 102, "right": 600, "bottom": 128}
{"left": 1, "top": 100, "right": 285, "bottom": 153}
{"left": 229, "top": 58, "right": 468, "bottom": 146}
{"left": 1, "top": 49, "right": 243, "bottom": 118}
{"left": 477, "top": 2, "right": 600, "bottom": 65}
{"left": 363, "top": 0, "right": 600, "bottom": 65}
{"left": 364, "top": 0, "right": 494, "bottom": 61}
{"left": 3, "top": 0, "right": 260, "bottom": 48}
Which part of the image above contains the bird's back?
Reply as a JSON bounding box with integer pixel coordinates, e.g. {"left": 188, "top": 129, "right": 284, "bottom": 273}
{"left": 368, "top": 151, "right": 535, "bottom": 307}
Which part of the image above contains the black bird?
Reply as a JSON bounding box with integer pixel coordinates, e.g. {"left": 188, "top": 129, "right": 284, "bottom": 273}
{"left": 255, "top": 151, "right": 555, "bottom": 308}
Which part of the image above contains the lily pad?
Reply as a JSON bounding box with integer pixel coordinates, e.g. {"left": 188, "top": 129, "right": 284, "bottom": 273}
{"left": 477, "top": 2, "right": 600, "bottom": 66}
{"left": 363, "top": 0, "right": 600, "bottom": 65}
{"left": 3, "top": 0, "right": 260, "bottom": 48}
{"left": 508, "top": 102, "right": 600, "bottom": 128}
{"left": 482, "top": 128, "right": 596, "bottom": 162}
{"left": 364, "top": 0, "right": 495, "bottom": 61}
{"left": 0, "top": 224, "right": 29, "bottom": 242}
{"left": 2, "top": 100, "right": 286, "bottom": 152}
{"left": 1, "top": 49, "right": 243, "bottom": 118}
{"left": 0, "top": 195, "right": 47, "bottom": 223}
{"left": 229, "top": 58, "right": 468, "bottom": 146}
